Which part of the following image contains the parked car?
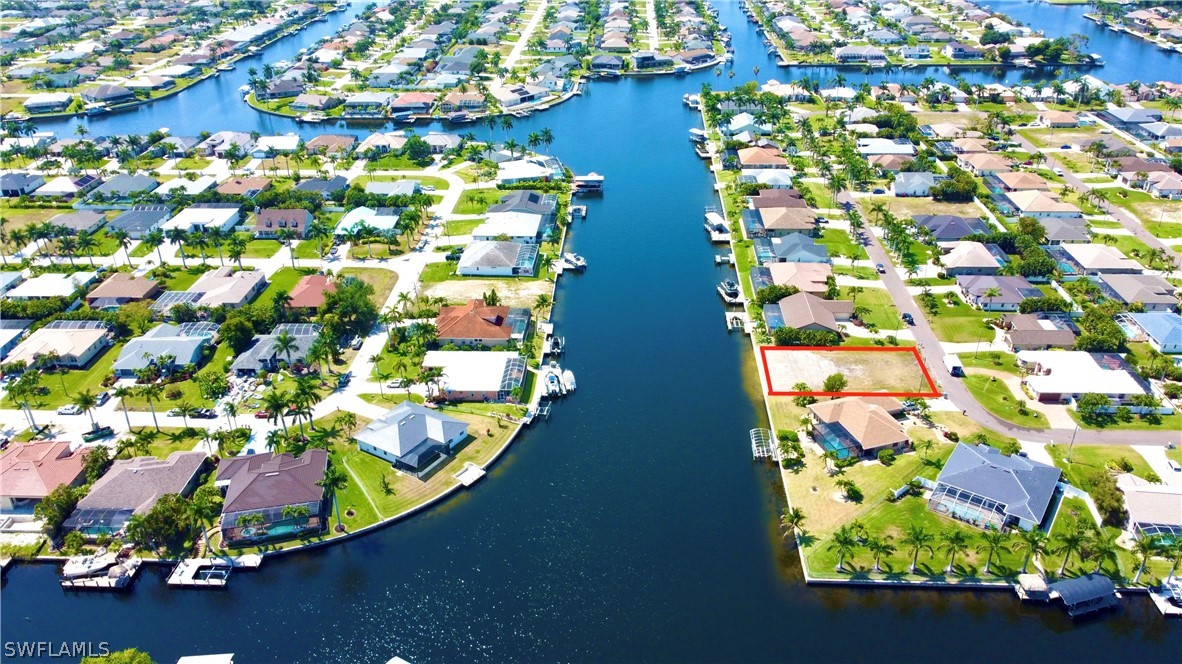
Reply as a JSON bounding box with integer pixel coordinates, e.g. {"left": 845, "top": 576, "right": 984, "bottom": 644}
{"left": 167, "top": 408, "right": 182, "bottom": 417}
{"left": 94, "top": 391, "right": 110, "bottom": 406}
{"left": 56, "top": 405, "right": 81, "bottom": 415}
{"left": 902, "top": 312, "right": 915, "bottom": 325}
{"left": 1060, "top": 144, "right": 1071, "bottom": 150}
{"left": 1169, "top": 460, "right": 1181, "bottom": 473}
{"left": 387, "top": 379, "right": 407, "bottom": 389}
{"left": 255, "top": 410, "right": 272, "bottom": 419}
{"left": 872, "top": 188, "right": 885, "bottom": 194}
{"left": 1053, "top": 167, "right": 1064, "bottom": 176}
{"left": 194, "top": 408, "right": 217, "bottom": 419}
{"left": 875, "top": 263, "right": 886, "bottom": 274}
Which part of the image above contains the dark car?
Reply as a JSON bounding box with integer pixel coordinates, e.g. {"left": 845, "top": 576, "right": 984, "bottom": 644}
{"left": 1060, "top": 144, "right": 1071, "bottom": 150}
{"left": 95, "top": 391, "right": 110, "bottom": 406}
{"left": 902, "top": 312, "right": 915, "bottom": 325}
{"left": 875, "top": 263, "right": 886, "bottom": 274}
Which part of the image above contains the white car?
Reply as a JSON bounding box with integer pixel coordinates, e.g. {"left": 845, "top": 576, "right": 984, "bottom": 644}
{"left": 56, "top": 405, "right": 81, "bottom": 415}
{"left": 1052, "top": 168, "right": 1064, "bottom": 176}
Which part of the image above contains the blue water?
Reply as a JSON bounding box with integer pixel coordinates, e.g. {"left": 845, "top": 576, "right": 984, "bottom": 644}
{"left": 4, "top": 2, "right": 1180, "bottom": 662}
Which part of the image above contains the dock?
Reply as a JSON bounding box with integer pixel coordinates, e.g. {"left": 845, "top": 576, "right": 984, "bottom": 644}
{"left": 167, "top": 555, "right": 262, "bottom": 589}
{"left": 750, "top": 428, "right": 776, "bottom": 460}
{"left": 60, "top": 558, "right": 142, "bottom": 591}
{"left": 571, "top": 205, "right": 588, "bottom": 219}
{"left": 717, "top": 286, "right": 745, "bottom": 306}
{"left": 1149, "top": 578, "right": 1182, "bottom": 618}
{"left": 714, "top": 253, "right": 735, "bottom": 265}
{"left": 1048, "top": 574, "right": 1119, "bottom": 618}
{"left": 454, "top": 462, "right": 487, "bottom": 487}
{"left": 725, "top": 312, "right": 754, "bottom": 334}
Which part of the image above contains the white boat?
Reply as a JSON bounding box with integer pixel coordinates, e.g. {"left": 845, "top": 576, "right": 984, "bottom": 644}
{"left": 562, "top": 252, "right": 586, "bottom": 269}
{"left": 62, "top": 552, "right": 118, "bottom": 579}
{"left": 683, "top": 93, "right": 701, "bottom": 109}
{"left": 561, "top": 369, "right": 576, "bottom": 392}
{"left": 238, "top": 85, "right": 251, "bottom": 94}
{"left": 83, "top": 101, "right": 108, "bottom": 115}
{"left": 216, "top": 63, "right": 235, "bottom": 72}
{"left": 573, "top": 173, "right": 604, "bottom": 193}
{"left": 545, "top": 372, "right": 563, "bottom": 396}
{"left": 689, "top": 128, "right": 708, "bottom": 143}
{"left": 297, "top": 112, "right": 327, "bottom": 123}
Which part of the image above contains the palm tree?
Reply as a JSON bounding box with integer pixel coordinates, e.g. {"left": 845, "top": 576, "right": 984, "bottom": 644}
{"left": 110, "top": 228, "right": 132, "bottom": 267}
{"left": 262, "top": 390, "right": 291, "bottom": 437}
{"left": 222, "top": 401, "right": 238, "bottom": 429}
{"left": 866, "top": 534, "right": 896, "bottom": 573}
{"left": 142, "top": 229, "right": 165, "bottom": 264}
{"left": 317, "top": 465, "right": 349, "bottom": 532}
{"left": 780, "top": 507, "right": 806, "bottom": 542}
{"left": 939, "top": 530, "right": 972, "bottom": 575}
{"left": 1089, "top": 530, "right": 1121, "bottom": 575}
{"left": 139, "top": 383, "right": 163, "bottom": 432}
{"left": 1131, "top": 535, "right": 1160, "bottom": 584}
{"left": 74, "top": 389, "right": 99, "bottom": 430}
{"left": 1055, "top": 520, "right": 1088, "bottom": 576}
{"left": 228, "top": 233, "right": 248, "bottom": 268}
{"left": 207, "top": 227, "right": 227, "bottom": 266}
{"left": 188, "top": 484, "right": 223, "bottom": 554}
{"left": 272, "top": 330, "right": 299, "bottom": 368}
{"left": 827, "top": 525, "right": 859, "bottom": 573}
{"left": 977, "top": 529, "right": 1010, "bottom": 576}
{"left": 175, "top": 400, "right": 195, "bottom": 428}
{"left": 306, "top": 218, "right": 332, "bottom": 258}
{"left": 1016, "top": 528, "right": 1049, "bottom": 574}
{"left": 111, "top": 385, "right": 136, "bottom": 431}
{"left": 165, "top": 228, "right": 188, "bottom": 267}
{"left": 76, "top": 231, "right": 98, "bottom": 266}
{"left": 902, "top": 524, "right": 935, "bottom": 574}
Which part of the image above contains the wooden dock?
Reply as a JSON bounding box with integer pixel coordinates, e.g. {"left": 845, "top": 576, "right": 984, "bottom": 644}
{"left": 167, "top": 555, "right": 262, "bottom": 589}
{"left": 61, "top": 558, "right": 142, "bottom": 591}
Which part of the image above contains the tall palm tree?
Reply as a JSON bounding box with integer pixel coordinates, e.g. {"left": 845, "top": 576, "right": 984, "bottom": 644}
{"left": 110, "top": 228, "right": 132, "bottom": 267}
{"left": 1131, "top": 535, "right": 1160, "bottom": 584}
{"left": 188, "top": 484, "right": 223, "bottom": 554}
{"left": 142, "top": 229, "right": 165, "bottom": 264}
{"left": 207, "top": 227, "right": 227, "bottom": 266}
{"left": 262, "top": 390, "right": 291, "bottom": 437}
{"left": 1090, "top": 530, "right": 1121, "bottom": 575}
{"left": 1055, "top": 520, "right": 1088, "bottom": 576}
{"left": 827, "top": 525, "right": 859, "bottom": 573}
{"left": 139, "top": 383, "right": 163, "bottom": 432}
{"left": 111, "top": 385, "right": 136, "bottom": 431}
{"left": 175, "top": 400, "right": 195, "bottom": 428}
{"left": 317, "top": 465, "right": 349, "bottom": 532}
{"left": 272, "top": 330, "right": 298, "bottom": 367}
{"left": 76, "top": 231, "right": 98, "bottom": 266}
{"left": 866, "top": 534, "right": 896, "bottom": 573}
{"left": 939, "top": 530, "right": 972, "bottom": 575}
{"left": 903, "top": 524, "right": 935, "bottom": 574}
{"left": 977, "top": 529, "right": 1010, "bottom": 576}
{"left": 1016, "top": 528, "right": 1049, "bottom": 574}
{"left": 74, "top": 389, "right": 99, "bottom": 430}
{"left": 165, "top": 228, "right": 189, "bottom": 267}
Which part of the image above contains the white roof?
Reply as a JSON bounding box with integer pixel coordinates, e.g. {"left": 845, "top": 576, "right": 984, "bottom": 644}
{"left": 422, "top": 350, "right": 519, "bottom": 393}
{"left": 155, "top": 176, "right": 217, "bottom": 195}
{"left": 33, "top": 175, "right": 88, "bottom": 196}
{"left": 1018, "top": 351, "right": 1147, "bottom": 398}
{"left": 162, "top": 206, "right": 239, "bottom": 232}
{"left": 7, "top": 326, "right": 106, "bottom": 366}
{"left": 255, "top": 135, "right": 300, "bottom": 152}
{"left": 5, "top": 271, "right": 97, "bottom": 298}
{"left": 336, "top": 206, "right": 400, "bottom": 234}
{"left": 943, "top": 241, "right": 998, "bottom": 270}
{"left": 1062, "top": 244, "right": 1141, "bottom": 271}
{"left": 472, "top": 211, "right": 544, "bottom": 239}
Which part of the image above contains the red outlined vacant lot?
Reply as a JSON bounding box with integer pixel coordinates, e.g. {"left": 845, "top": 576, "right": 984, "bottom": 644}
{"left": 760, "top": 346, "right": 940, "bottom": 398}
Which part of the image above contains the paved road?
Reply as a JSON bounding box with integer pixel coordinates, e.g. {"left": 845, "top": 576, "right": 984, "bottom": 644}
{"left": 850, "top": 194, "right": 1181, "bottom": 447}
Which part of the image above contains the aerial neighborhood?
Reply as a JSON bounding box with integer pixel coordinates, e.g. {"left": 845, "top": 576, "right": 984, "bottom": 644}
{"left": 695, "top": 65, "right": 1182, "bottom": 611}
{"left": 0, "top": 102, "right": 583, "bottom": 585}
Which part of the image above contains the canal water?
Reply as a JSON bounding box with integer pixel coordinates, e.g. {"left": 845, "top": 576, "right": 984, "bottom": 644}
{"left": 4, "top": 2, "right": 1180, "bottom": 662}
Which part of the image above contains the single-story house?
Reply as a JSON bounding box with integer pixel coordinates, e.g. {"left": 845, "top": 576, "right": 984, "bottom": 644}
{"left": 293, "top": 176, "right": 348, "bottom": 200}
{"left": 162, "top": 205, "right": 241, "bottom": 233}
{"left": 807, "top": 397, "right": 908, "bottom": 460}
{"left": 1116, "top": 473, "right": 1181, "bottom": 541}
{"left": 763, "top": 292, "right": 853, "bottom": 333}
{"left": 1098, "top": 273, "right": 1177, "bottom": 312}
{"left": 1042, "top": 218, "right": 1091, "bottom": 245}
{"left": 912, "top": 214, "right": 991, "bottom": 241}
{"left": 894, "top": 172, "right": 937, "bottom": 197}
{"left": 1000, "top": 313, "right": 1078, "bottom": 351}
{"left": 251, "top": 208, "right": 311, "bottom": 239}
{"left": 957, "top": 275, "right": 1042, "bottom": 311}
{"left": 335, "top": 206, "right": 401, "bottom": 235}
{"left": 354, "top": 402, "right": 469, "bottom": 472}
{"left": 89, "top": 174, "right": 158, "bottom": 200}
{"left": 742, "top": 207, "right": 816, "bottom": 238}
{"left": 1018, "top": 351, "right": 1151, "bottom": 405}
{"left": 287, "top": 275, "right": 335, "bottom": 314}
{"left": 941, "top": 241, "right": 1002, "bottom": 276}
{"left": 929, "top": 443, "right": 1060, "bottom": 531}
{"left": 230, "top": 323, "right": 322, "bottom": 375}
{"left": 436, "top": 300, "right": 530, "bottom": 347}
{"left": 217, "top": 450, "right": 328, "bottom": 545}
{"left": 113, "top": 322, "right": 219, "bottom": 378}
{"left": 251, "top": 135, "right": 301, "bottom": 157}
{"left": 365, "top": 180, "right": 421, "bottom": 197}
{"left": 216, "top": 177, "right": 272, "bottom": 198}
{"left": 85, "top": 273, "right": 162, "bottom": 309}
{"left": 108, "top": 205, "right": 172, "bottom": 239}
{"left": 4, "top": 271, "right": 98, "bottom": 299}
{"left": 749, "top": 262, "right": 833, "bottom": 295}
{"left": 421, "top": 350, "right": 526, "bottom": 402}
{"left": 32, "top": 175, "right": 101, "bottom": 199}
{"left": 1060, "top": 244, "right": 1142, "bottom": 275}
{"left": 22, "top": 92, "right": 73, "bottom": 113}
{"left": 5, "top": 320, "right": 110, "bottom": 369}
{"left": 0, "top": 173, "right": 45, "bottom": 197}
{"left": 736, "top": 146, "right": 789, "bottom": 169}
{"left": 155, "top": 176, "right": 218, "bottom": 196}
{"left": 1003, "top": 190, "right": 1082, "bottom": 219}
{"left": 472, "top": 211, "right": 549, "bottom": 244}
{"left": 989, "top": 171, "right": 1051, "bottom": 193}
{"left": 305, "top": 134, "right": 356, "bottom": 155}
{"left": 62, "top": 452, "right": 206, "bottom": 536}
{"left": 456, "top": 241, "right": 539, "bottom": 277}
{"left": 47, "top": 210, "right": 106, "bottom": 235}
{"left": 0, "top": 441, "right": 91, "bottom": 513}
{"left": 958, "top": 152, "right": 1012, "bottom": 176}
{"left": 757, "top": 234, "right": 829, "bottom": 264}
{"left": 1127, "top": 312, "right": 1182, "bottom": 354}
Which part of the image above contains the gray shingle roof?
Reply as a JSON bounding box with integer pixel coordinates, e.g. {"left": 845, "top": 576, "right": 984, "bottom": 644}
{"left": 936, "top": 444, "right": 1061, "bottom": 524}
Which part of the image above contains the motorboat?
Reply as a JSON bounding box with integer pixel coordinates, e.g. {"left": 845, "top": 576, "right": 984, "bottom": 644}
{"left": 62, "top": 552, "right": 118, "bottom": 579}
{"left": 720, "top": 281, "right": 740, "bottom": 298}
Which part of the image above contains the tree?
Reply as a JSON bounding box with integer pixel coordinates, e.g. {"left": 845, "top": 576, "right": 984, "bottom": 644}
{"left": 188, "top": 484, "right": 223, "bottom": 553}
{"left": 827, "top": 525, "right": 859, "bottom": 573}
{"left": 34, "top": 483, "right": 82, "bottom": 534}
{"left": 1089, "top": 530, "right": 1120, "bottom": 574}
{"left": 219, "top": 315, "right": 256, "bottom": 353}
{"left": 1075, "top": 392, "right": 1113, "bottom": 423}
{"left": 1054, "top": 519, "right": 1088, "bottom": 575}
{"left": 822, "top": 373, "right": 848, "bottom": 393}
{"left": 939, "top": 529, "right": 972, "bottom": 575}
{"left": 74, "top": 389, "right": 99, "bottom": 430}
{"left": 1016, "top": 528, "right": 1049, "bottom": 574}
{"left": 902, "top": 524, "right": 934, "bottom": 574}
{"left": 780, "top": 507, "right": 806, "bottom": 542}
{"left": 272, "top": 330, "right": 299, "bottom": 366}
{"left": 317, "top": 465, "right": 349, "bottom": 531}
{"left": 262, "top": 390, "right": 291, "bottom": 437}
{"left": 142, "top": 229, "right": 165, "bottom": 264}
{"left": 977, "top": 528, "right": 1010, "bottom": 576}
{"left": 139, "top": 383, "right": 163, "bottom": 432}
{"left": 865, "top": 534, "right": 896, "bottom": 573}
{"left": 1131, "top": 535, "right": 1160, "bottom": 584}
{"left": 83, "top": 444, "right": 111, "bottom": 484}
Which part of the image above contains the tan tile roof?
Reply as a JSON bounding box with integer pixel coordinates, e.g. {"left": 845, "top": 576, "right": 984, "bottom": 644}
{"left": 737, "top": 146, "right": 788, "bottom": 166}
{"left": 86, "top": 272, "right": 161, "bottom": 302}
{"left": 0, "top": 441, "right": 90, "bottom": 499}
{"left": 808, "top": 397, "right": 907, "bottom": 451}
{"left": 216, "top": 177, "right": 272, "bottom": 195}
{"left": 436, "top": 300, "right": 512, "bottom": 341}
{"left": 765, "top": 262, "right": 832, "bottom": 293}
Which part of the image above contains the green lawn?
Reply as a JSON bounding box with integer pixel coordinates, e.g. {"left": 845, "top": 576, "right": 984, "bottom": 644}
{"left": 1067, "top": 408, "right": 1182, "bottom": 432}
{"left": 445, "top": 218, "right": 483, "bottom": 236}
{"left": 454, "top": 189, "right": 497, "bottom": 215}
{"left": 119, "top": 343, "right": 236, "bottom": 412}
{"left": 257, "top": 267, "right": 316, "bottom": 306}
{"left": 154, "top": 266, "right": 208, "bottom": 292}
{"left": 366, "top": 154, "right": 428, "bottom": 170}
{"left": 1144, "top": 221, "right": 1182, "bottom": 240}
{"left": 1102, "top": 235, "right": 1158, "bottom": 269}
{"left": 817, "top": 228, "right": 868, "bottom": 260}
{"left": 242, "top": 239, "right": 282, "bottom": 258}
{"left": 174, "top": 157, "right": 211, "bottom": 171}
{"left": 924, "top": 298, "right": 993, "bottom": 343}
{"left": 832, "top": 265, "right": 880, "bottom": 280}
{"left": 1046, "top": 444, "right": 1155, "bottom": 489}
{"left": 963, "top": 374, "right": 1049, "bottom": 429}
{"left": 847, "top": 286, "right": 900, "bottom": 330}
{"left": 959, "top": 351, "right": 1018, "bottom": 374}
{"left": 129, "top": 242, "right": 157, "bottom": 258}
{"left": 339, "top": 267, "right": 398, "bottom": 308}
{"left": 357, "top": 392, "right": 425, "bottom": 407}
{"left": 420, "top": 261, "right": 458, "bottom": 283}
{"left": 368, "top": 346, "right": 424, "bottom": 384}
{"left": 294, "top": 239, "right": 330, "bottom": 259}
{"left": 364, "top": 174, "right": 450, "bottom": 190}
{"left": 140, "top": 427, "right": 205, "bottom": 459}
{"left": 2, "top": 343, "right": 122, "bottom": 410}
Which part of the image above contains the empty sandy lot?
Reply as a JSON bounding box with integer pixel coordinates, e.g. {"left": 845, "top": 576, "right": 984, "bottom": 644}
{"left": 762, "top": 348, "right": 935, "bottom": 395}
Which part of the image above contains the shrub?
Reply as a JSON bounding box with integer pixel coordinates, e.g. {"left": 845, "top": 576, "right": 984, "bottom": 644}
{"left": 62, "top": 531, "right": 85, "bottom": 555}
{"left": 944, "top": 431, "right": 960, "bottom": 442}
{"left": 165, "top": 388, "right": 182, "bottom": 400}
{"left": 877, "top": 449, "right": 896, "bottom": 466}
{"left": 777, "top": 430, "right": 799, "bottom": 443}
